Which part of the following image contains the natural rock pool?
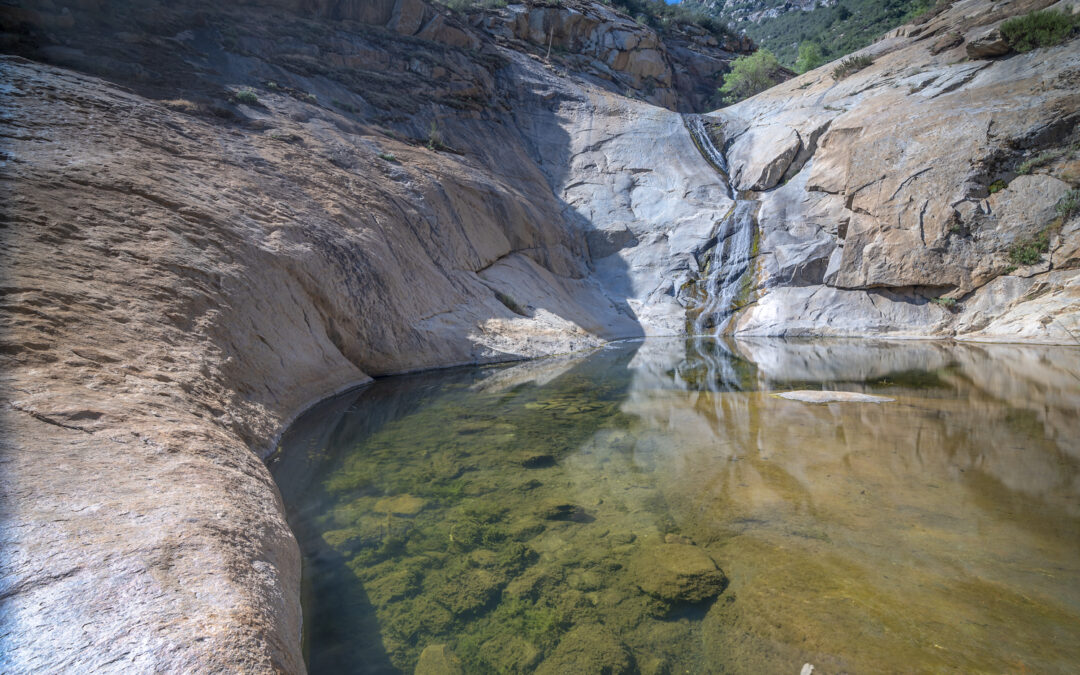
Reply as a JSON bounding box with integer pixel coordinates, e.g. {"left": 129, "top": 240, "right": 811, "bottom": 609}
{"left": 272, "top": 338, "right": 1080, "bottom": 674}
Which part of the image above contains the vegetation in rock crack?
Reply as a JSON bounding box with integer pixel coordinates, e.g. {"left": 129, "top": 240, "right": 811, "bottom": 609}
{"left": 1000, "top": 9, "right": 1078, "bottom": 53}
{"left": 378, "top": 152, "right": 398, "bottom": 163}
{"left": 684, "top": 0, "right": 937, "bottom": 67}
{"left": 1058, "top": 189, "right": 1080, "bottom": 222}
{"left": 1009, "top": 229, "right": 1052, "bottom": 266}
{"left": 719, "top": 49, "right": 783, "bottom": 104}
{"left": 832, "top": 54, "right": 874, "bottom": 80}
{"left": 931, "top": 296, "right": 957, "bottom": 308}
{"left": 232, "top": 87, "right": 259, "bottom": 105}
{"left": 988, "top": 179, "right": 1008, "bottom": 194}
{"left": 1018, "top": 148, "right": 1066, "bottom": 175}
{"left": 794, "top": 42, "right": 824, "bottom": 74}
{"left": 427, "top": 121, "right": 450, "bottom": 152}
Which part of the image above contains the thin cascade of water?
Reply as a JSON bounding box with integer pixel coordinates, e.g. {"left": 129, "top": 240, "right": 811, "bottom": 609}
{"left": 693, "top": 202, "right": 756, "bottom": 335}
{"left": 684, "top": 114, "right": 731, "bottom": 197}
{"left": 683, "top": 114, "right": 757, "bottom": 338}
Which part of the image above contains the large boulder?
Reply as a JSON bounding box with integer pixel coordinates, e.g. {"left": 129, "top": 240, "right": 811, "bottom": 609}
{"left": 966, "top": 28, "right": 1011, "bottom": 59}
{"left": 728, "top": 125, "right": 802, "bottom": 192}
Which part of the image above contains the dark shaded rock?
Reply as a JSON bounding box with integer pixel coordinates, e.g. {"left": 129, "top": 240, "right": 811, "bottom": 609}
{"left": 522, "top": 453, "right": 556, "bottom": 468}
{"left": 966, "top": 28, "right": 1011, "bottom": 59}
{"left": 539, "top": 500, "right": 588, "bottom": 521}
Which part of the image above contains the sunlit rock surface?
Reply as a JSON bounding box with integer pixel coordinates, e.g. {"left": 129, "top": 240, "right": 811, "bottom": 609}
{"left": 1, "top": 0, "right": 1078, "bottom": 671}
{"left": 717, "top": 0, "right": 1080, "bottom": 342}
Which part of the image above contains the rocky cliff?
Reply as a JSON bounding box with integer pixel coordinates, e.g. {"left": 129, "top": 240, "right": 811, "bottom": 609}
{"left": 0, "top": 0, "right": 1078, "bottom": 672}
{"left": 709, "top": 0, "right": 1080, "bottom": 342}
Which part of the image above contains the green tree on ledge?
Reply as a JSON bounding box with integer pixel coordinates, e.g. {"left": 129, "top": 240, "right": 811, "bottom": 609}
{"left": 719, "top": 49, "right": 782, "bottom": 104}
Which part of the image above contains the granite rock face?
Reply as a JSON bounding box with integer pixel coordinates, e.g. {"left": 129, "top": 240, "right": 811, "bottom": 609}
{"left": 709, "top": 0, "right": 1080, "bottom": 343}
{"left": 474, "top": 0, "right": 754, "bottom": 111}
{"left": 0, "top": 0, "right": 730, "bottom": 669}
{"left": 2, "top": 0, "right": 1079, "bottom": 672}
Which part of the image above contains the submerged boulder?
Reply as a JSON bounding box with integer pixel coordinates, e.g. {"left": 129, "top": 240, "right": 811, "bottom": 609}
{"left": 776, "top": 391, "right": 894, "bottom": 404}
{"left": 536, "top": 624, "right": 634, "bottom": 675}
{"left": 415, "top": 643, "right": 464, "bottom": 675}
{"left": 629, "top": 543, "right": 728, "bottom": 604}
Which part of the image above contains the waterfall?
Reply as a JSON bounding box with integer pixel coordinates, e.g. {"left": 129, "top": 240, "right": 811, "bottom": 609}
{"left": 683, "top": 115, "right": 758, "bottom": 337}
{"left": 685, "top": 114, "right": 732, "bottom": 199}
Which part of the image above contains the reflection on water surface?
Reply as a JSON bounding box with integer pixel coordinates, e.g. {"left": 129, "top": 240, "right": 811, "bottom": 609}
{"left": 272, "top": 338, "right": 1080, "bottom": 674}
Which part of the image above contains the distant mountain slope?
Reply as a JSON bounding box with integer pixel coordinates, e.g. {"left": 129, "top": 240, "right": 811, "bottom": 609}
{"left": 685, "top": 0, "right": 931, "bottom": 65}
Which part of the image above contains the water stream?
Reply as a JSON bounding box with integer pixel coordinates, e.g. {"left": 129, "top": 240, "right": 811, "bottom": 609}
{"left": 273, "top": 338, "right": 1080, "bottom": 674}
{"left": 683, "top": 115, "right": 758, "bottom": 337}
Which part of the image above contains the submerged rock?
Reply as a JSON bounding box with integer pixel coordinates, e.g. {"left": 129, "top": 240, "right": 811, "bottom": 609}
{"left": 432, "top": 567, "right": 504, "bottom": 616}
{"left": 775, "top": 391, "right": 895, "bottom": 404}
{"left": 536, "top": 625, "right": 634, "bottom": 675}
{"left": 415, "top": 644, "right": 464, "bottom": 675}
{"left": 630, "top": 543, "right": 728, "bottom": 604}
{"left": 375, "top": 494, "right": 427, "bottom": 517}
{"left": 522, "top": 453, "right": 557, "bottom": 469}
{"left": 539, "top": 501, "right": 584, "bottom": 521}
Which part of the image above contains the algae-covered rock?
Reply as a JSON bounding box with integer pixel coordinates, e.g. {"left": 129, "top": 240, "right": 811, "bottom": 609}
{"left": 415, "top": 644, "right": 464, "bottom": 675}
{"left": 384, "top": 595, "right": 454, "bottom": 643}
{"left": 375, "top": 494, "right": 427, "bottom": 516}
{"left": 629, "top": 543, "right": 727, "bottom": 604}
{"left": 479, "top": 634, "right": 543, "bottom": 672}
{"left": 536, "top": 624, "right": 634, "bottom": 675}
{"left": 366, "top": 567, "right": 422, "bottom": 607}
{"left": 321, "top": 527, "right": 364, "bottom": 551}
{"left": 433, "top": 567, "right": 504, "bottom": 616}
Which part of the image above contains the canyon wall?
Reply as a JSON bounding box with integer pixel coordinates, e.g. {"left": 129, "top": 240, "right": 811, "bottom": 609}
{"left": 1, "top": 0, "right": 1078, "bottom": 672}
{"left": 713, "top": 0, "right": 1080, "bottom": 342}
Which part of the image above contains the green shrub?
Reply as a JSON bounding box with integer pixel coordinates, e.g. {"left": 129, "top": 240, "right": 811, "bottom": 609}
{"left": 931, "top": 296, "right": 957, "bottom": 308}
{"left": 832, "top": 54, "right": 874, "bottom": 80}
{"left": 999, "top": 9, "right": 1077, "bottom": 53}
{"left": 232, "top": 87, "right": 259, "bottom": 105}
{"left": 1008, "top": 229, "right": 1051, "bottom": 266}
{"left": 378, "top": 152, "right": 398, "bottom": 162}
{"left": 795, "top": 42, "right": 824, "bottom": 74}
{"left": 988, "top": 179, "right": 1007, "bottom": 194}
{"left": 1058, "top": 189, "right": 1080, "bottom": 221}
{"left": 719, "top": 49, "right": 783, "bottom": 104}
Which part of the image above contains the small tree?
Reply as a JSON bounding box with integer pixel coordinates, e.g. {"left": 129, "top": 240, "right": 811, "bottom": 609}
{"left": 719, "top": 49, "right": 782, "bottom": 104}
{"left": 794, "top": 42, "right": 824, "bottom": 74}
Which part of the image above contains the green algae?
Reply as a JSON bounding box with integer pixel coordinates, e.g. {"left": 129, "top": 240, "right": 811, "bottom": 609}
{"left": 274, "top": 338, "right": 1080, "bottom": 674}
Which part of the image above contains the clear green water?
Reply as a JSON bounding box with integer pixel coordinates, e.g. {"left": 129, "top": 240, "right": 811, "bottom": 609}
{"left": 272, "top": 338, "right": 1080, "bottom": 674}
